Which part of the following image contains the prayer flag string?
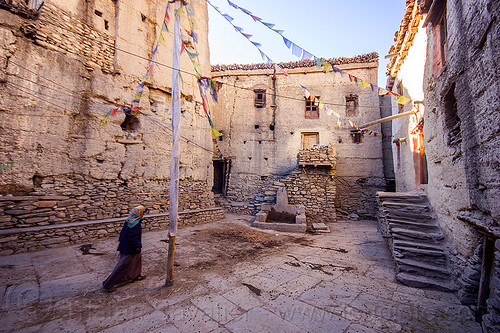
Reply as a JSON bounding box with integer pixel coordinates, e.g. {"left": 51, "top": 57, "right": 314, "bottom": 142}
{"left": 208, "top": 0, "right": 393, "bottom": 139}
{"left": 220, "top": 0, "right": 412, "bottom": 107}
{"left": 180, "top": 3, "right": 227, "bottom": 158}
{"left": 101, "top": 2, "right": 172, "bottom": 126}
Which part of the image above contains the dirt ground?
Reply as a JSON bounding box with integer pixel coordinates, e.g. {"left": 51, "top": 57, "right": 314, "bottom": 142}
{"left": 140, "top": 216, "right": 315, "bottom": 290}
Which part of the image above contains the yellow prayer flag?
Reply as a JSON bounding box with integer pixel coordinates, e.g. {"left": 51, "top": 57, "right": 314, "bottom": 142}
{"left": 211, "top": 128, "right": 223, "bottom": 137}
{"left": 318, "top": 102, "right": 325, "bottom": 110}
{"left": 323, "top": 61, "right": 332, "bottom": 73}
{"left": 361, "top": 80, "right": 371, "bottom": 89}
{"left": 396, "top": 95, "right": 411, "bottom": 105}
{"left": 159, "top": 33, "right": 167, "bottom": 46}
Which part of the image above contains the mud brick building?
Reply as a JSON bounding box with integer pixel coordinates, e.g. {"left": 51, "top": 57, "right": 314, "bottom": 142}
{"left": 383, "top": 0, "right": 500, "bottom": 330}
{"left": 0, "top": 0, "right": 223, "bottom": 253}
{"left": 211, "top": 54, "right": 388, "bottom": 221}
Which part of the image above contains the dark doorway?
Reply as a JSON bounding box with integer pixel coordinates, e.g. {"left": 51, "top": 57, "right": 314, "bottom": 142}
{"left": 213, "top": 159, "right": 230, "bottom": 196}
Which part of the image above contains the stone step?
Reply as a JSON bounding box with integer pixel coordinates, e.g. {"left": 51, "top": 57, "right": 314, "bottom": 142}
{"left": 388, "top": 219, "right": 439, "bottom": 229}
{"left": 391, "top": 228, "right": 444, "bottom": 241}
{"left": 394, "top": 246, "right": 446, "bottom": 257}
{"left": 382, "top": 210, "right": 433, "bottom": 220}
{"left": 377, "top": 192, "right": 427, "bottom": 204}
{"left": 395, "top": 257, "right": 451, "bottom": 277}
{"left": 396, "top": 272, "right": 458, "bottom": 292}
{"left": 382, "top": 201, "right": 430, "bottom": 211}
{"left": 393, "top": 239, "right": 445, "bottom": 251}
{"left": 264, "top": 190, "right": 277, "bottom": 196}
{"left": 273, "top": 182, "right": 285, "bottom": 187}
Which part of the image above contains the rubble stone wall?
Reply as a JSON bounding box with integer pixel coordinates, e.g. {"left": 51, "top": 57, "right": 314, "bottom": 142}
{"left": 224, "top": 174, "right": 282, "bottom": 214}
{"left": 0, "top": 176, "right": 216, "bottom": 230}
{"left": 0, "top": 207, "right": 224, "bottom": 254}
{"left": 31, "top": 2, "right": 115, "bottom": 73}
{"left": 282, "top": 167, "right": 337, "bottom": 224}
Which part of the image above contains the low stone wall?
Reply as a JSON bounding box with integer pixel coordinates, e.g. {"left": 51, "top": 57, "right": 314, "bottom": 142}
{"left": 282, "top": 167, "right": 337, "bottom": 224}
{"left": 0, "top": 176, "right": 217, "bottom": 230}
{"left": 0, "top": 207, "right": 225, "bottom": 254}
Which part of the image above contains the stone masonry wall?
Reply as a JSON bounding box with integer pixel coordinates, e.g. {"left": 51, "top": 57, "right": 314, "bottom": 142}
{"left": 27, "top": 2, "right": 115, "bottom": 73}
{"left": 334, "top": 177, "right": 386, "bottom": 220}
{"left": 298, "top": 146, "right": 335, "bottom": 166}
{"left": 0, "top": 175, "right": 216, "bottom": 230}
{"left": 224, "top": 174, "right": 282, "bottom": 214}
{"left": 0, "top": 208, "right": 225, "bottom": 254}
{"left": 282, "top": 167, "right": 337, "bottom": 224}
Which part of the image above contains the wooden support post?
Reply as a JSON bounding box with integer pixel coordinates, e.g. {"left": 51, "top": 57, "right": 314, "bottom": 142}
{"left": 165, "top": 235, "right": 176, "bottom": 286}
{"left": 166, "top": 0, "right": 181, "bottom": 287}
{"left": 477, "top": 235, "right": 494, "bottom": 320}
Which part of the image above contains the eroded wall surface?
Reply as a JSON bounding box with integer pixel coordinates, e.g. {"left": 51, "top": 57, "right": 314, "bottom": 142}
{"left": 212, "top": 56, "right": 385, "bottom": 218}
{"left": 0, "top": 0, "right": 219, "bottom": 240}
{"left": 423, "top": 0, "right": 499, "bottom": 260}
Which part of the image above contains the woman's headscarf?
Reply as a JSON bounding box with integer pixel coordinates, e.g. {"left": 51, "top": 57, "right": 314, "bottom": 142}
{"left": 126, "top": 205, "right": 145, "bottom": 228}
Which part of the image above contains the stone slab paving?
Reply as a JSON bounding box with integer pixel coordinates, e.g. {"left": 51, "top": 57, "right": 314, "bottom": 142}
{"left": 0, "top": 214, "right": 482, "bottom": 333}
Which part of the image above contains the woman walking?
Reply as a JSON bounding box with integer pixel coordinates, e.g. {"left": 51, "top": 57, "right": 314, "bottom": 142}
{"left": 102, "top": 205, "right": 146, "bottom": 292}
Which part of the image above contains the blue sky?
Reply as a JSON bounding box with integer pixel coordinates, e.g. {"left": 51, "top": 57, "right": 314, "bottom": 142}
{"left": 207, "top": 0, "right": 407, "bottom": 86}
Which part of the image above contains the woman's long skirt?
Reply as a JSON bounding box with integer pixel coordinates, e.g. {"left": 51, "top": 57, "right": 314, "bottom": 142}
{"left": 102, "top": 253, "right": 142, "bottom": 289}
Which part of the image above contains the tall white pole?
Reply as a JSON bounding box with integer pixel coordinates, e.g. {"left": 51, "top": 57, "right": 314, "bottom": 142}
{"left": 166, "top": 0, "right": 181, "bottom": 287}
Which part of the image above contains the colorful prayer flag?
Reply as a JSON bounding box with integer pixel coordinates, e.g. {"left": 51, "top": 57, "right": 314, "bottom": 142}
{"left": 222, "top": 14, "right": 234, "bottom": 21}
{"left": 302, "top": 50, "right": 313, "bottom": 60}
{"left": 282, "top": 37, "right": 292, "bottom": 49}
{"left": 291, "top": 43, "right": 303, "bottom": 57}
{"left": 396, "top": 95, "right": 411, "bottom": 105}
{"left": 212, "top": 128, "right": 223, "bottom": 137}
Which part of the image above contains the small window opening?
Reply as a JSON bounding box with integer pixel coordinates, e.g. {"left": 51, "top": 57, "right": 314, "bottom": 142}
{"left": 94, "top": 10, "right": 102, "bottom": 17}
{"left": 104, "top": 20, "right": 109, "bottom": 30}
{"left": 269, "top": 124, "right": 274, "bottom": 131}
{"left": 346, "top": 94, "right": 358, "bottom": 116}
{"left": 264, "top": 157, "right": 268, "bottom": 161}
{"left": 141, "top": 14, "right": 147, "bottom": 22}
{"left": 243, "top": 141, "right": 246, "bottom": 144}
{"left": 351, "top": 130, "right": 362, "bottom": 144}
{"left": 258, "top": 141, "right": 262, "bottom": 144}
{"left": 121, "top": 114, "right": 141, "bottom": 132}
{"left": 444, "top": 83, "right": 461, "bottom": 151}
{"left": 261, "top": 175, "right": 267, "bottom": 180}
{"left": 254, "top": 89, "right": 266, "bottom": 108}
{"left": 248, "top": 157, "right": 252, "bottom": 160}
{"left": 254, "top": 125, "right": 260, "bottom": 129}
{"left": 305, "top": 96, "right": 319, "bottom": 119}
{"left": 33, "top": 175, "right": 43, "bottom": 187}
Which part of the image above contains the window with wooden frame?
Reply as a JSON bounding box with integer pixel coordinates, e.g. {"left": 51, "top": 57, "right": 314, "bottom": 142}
{"left": 254, "top": 89, "right": 266, "bottom": 108}
{"left": 305, "top": 96, "right": 319, "bottom": 119}
{"left": 301, "top": 132, "right": 319, "bottom": 149}
{"left": 346, "top": 94, "right": 358, "bottom": 116}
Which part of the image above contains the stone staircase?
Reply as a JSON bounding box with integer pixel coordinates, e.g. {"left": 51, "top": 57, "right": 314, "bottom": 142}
{"left": 252, "top": 170, "right": 302, "bottom": 207}
{"left": 376, "top": 191, "right": 457, "bottom": 291}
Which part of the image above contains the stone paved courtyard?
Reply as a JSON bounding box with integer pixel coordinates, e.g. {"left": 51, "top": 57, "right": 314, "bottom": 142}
{"left": 0, "top": 214, "right": 481, "bottom": 332}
